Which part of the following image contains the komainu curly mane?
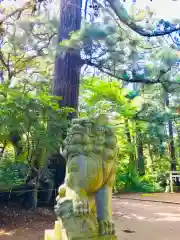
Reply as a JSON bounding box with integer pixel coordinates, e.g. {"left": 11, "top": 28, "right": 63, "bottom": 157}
{"left": 62, "top": 115, "right": 117, "bottom": 161}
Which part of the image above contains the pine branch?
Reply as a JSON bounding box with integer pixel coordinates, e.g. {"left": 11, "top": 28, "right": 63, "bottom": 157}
{"left": 106, "top": 0, "right": 180, "bottom": 37}
{"left": 0, "top": 1, "right": 33, "bottom": 24}
{"left": 85, "top": 60, "right": 179, "bottom": 85}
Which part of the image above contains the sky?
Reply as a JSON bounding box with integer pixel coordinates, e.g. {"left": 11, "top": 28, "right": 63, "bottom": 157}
{"left": 1, "top": 0, "right": 180, "bottom": 21}
{"left": 124, "top": 0, "right": 180, "bottom": 20}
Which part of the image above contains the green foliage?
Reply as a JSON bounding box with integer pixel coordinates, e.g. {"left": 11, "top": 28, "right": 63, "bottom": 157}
{"left": 114, "top": 166, "right": 163, "bottom": 193}
{"left": 125, "top": 89, "right": 140, "bottom": 100}
{"left": 0, "top": 83, "right": 70, "bottom": 151}
{"left": 80, "top": 77, "right": 139, "bottom": 118}
{"left": 0, "top": 81, "right": 71, "bottom": 188}
{"left": 80, "top": 77, "right": 180, "bottom": 193}
{"left": 0, "top": 160, "right": 28, "bottom": 189}
{"left": 60, "top": 22, "right": 117, "bottom": 50}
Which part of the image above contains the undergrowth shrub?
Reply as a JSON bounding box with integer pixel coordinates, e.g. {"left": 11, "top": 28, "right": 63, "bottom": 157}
{"left": 0, "top": 83, "right": 71, "bottom": 191}
{"left": 0, "top": 160, "right": 28, "bottom": 188}
{"left": 114, "top": 165, "right": 164, "bottom": 193}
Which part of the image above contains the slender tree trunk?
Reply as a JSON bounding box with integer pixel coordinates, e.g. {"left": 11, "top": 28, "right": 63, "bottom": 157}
{"left": 164, "top": 91, "right": 176, "bottom": 171}
{"left": 147, "top": 143, "right": 154, "bottom": 171}
{"left": 124, "top": 119, "right": 136, "bottom": 177}
{"left": 132, "top": 79, "right": 145, "bottom": 176}
{"left": 53, "top": 0, "right": 82, "bottom": 116}
{"left": 135, "top": 124, "right": 145, "bottom": 176}
{"left": 176, "top": 124, "right": 180, "bottom": 158}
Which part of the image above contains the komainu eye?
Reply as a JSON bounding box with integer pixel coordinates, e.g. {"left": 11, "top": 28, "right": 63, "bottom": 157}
{"left": 97, "top": 127, "right": 105, "bottom": 131}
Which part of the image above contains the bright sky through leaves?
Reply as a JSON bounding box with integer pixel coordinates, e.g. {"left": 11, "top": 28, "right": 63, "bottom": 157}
{"left": 124, "top": 0, "right": 180, "bottom": 20}
{"left": 1, "top": 0, "right": 180, "bottom": 21}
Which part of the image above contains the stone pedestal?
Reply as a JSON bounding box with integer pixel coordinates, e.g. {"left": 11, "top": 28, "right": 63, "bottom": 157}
{"left": 44, "top": 220, "right": 117, "bottom": 240}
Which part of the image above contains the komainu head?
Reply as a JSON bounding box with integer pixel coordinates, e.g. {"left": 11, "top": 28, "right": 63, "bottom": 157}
{"left": 62, "top": 114, "right": 118, "bottom": 161}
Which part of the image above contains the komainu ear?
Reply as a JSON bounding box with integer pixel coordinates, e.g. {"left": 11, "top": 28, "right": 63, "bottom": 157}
{"left": 96, "top": 114, "right": 109, "bottom": 125}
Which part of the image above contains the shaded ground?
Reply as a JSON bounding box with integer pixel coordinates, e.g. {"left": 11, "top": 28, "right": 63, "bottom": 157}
{"left": 0, "top": 205, "right": 54, "bottom": 240}
{"left": 0, "top": 193, "right": 180, "bottom": 240}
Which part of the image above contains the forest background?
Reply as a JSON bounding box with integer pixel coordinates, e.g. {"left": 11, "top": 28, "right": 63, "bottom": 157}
{"left": 0, "top": 0, "right": 180, "bottom": 208}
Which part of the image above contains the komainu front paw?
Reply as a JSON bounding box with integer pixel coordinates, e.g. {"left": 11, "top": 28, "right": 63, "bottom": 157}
{"left": 54, "top": 198, "right": 73, "bottom": 219}
{"left": 98, "top": 220, "right": 115, "bottom": 236}
{"left": 56, "top": 184, "right": 66, "bottom": 202}
{"left": 73, "top": 200, "right": 90, "bottom": 216}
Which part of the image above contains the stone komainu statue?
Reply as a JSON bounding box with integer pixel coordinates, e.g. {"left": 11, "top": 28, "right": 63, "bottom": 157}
{"left": 54, "top": 114, "right": 118, "bottom": 239}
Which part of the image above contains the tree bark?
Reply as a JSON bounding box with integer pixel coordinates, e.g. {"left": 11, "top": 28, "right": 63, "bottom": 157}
{"left": 135, "top": 124, "right": 145, "bottom": 176}
{"left": 164, "top": 91, "right": 176, "bottom": 171}
{"left": 147, "top": 143, "right": 154, "bottom": 171}
{"left": 52, "top": 0, "right": 82, "bottom": 115}
{"left": 176, "top": 124, "right": 180, "bottom": 158}
{"left": 132, "top": 72, "right": 145, "bottom": 176}
{"left": 47, "top": 0, "right": 83, "bottom": 202}
{"left": 124, "top": 119, "right": 136, "bottom": 176}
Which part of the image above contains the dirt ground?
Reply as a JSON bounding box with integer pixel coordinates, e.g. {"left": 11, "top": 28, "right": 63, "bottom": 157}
{"left": 0, "top": 193, "right": 180, "bottom": 240}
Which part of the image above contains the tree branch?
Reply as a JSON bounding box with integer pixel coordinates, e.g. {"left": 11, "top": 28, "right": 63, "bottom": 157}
{"left": 0, "top": 1, "right": 33, "bottom": 24}
{"left": 0, "top": 50, "right": 13, "bottom": 80}
{"left": 85, "top": 60, "right": 179, "bottom": 85}
{"left": 105, "top": 0, "right": 180, "bottom": 37}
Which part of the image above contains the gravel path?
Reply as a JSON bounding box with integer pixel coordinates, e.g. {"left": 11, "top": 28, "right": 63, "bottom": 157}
{"left": 114, "top": 197, "right": 180, "bottom": 240}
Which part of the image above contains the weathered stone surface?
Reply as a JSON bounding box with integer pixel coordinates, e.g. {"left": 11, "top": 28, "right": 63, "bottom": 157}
{"left": 44, "top": 114, "right": 118, "bottom": 240}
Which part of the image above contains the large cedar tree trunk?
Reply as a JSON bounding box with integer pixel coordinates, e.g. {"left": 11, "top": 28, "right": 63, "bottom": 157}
{"left": 53, "top": 0, "right": 82, "bottom": 113}
{"left": 46, "top": 0, "right": 83, "bottom": 204}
